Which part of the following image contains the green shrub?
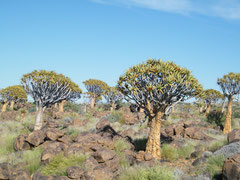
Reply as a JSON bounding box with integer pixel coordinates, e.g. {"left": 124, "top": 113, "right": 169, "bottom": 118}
{"left": 162, "top": 144, "right": 178, "bottom": 161}
{"left": 177, "top": 144, "right": 195, "bottom": 159}
{"left": 0, "top": 134, "right": 18, "bottom": 157}
{"left": 114, "top": 139, "right": 131, "bottom": 168}
{"left": 209, "top": 137, "right": 227, "bottom": 152}
{"left": 22, "top": 147, "right": 43, "bottom": 174}
{"left": 206, "top": 155, "right": 225, "bottom": 179}
{"left": 206, "top": 110, "right": 225, "bottom": 128}
{"left": 107, "top": 111, "right": 125, "bottom": 124}
{"left": 118, "top": 165, "right": 175, "bottom": 180}
{"left": 64, "top": 102, "right": 80, "bottom": 113}
{"left": 41, "top": 153, "right": 87, "bottom": 176}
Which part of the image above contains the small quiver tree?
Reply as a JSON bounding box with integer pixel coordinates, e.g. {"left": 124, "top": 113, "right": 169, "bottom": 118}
{"left": 201, "top": 89, "right": 223, "bottom": 116}
{"left": 0, "top": 85, "right": 27, "bottom": 112}
{"left": 83, "top": 79, "right": 109, "bottom": 109}
{"left": 21, "top": 70, "right": 81, "bottom": 130}
{"left": 217, "top": 72, "right": 240, "bottom": 134}
{"left": 117, "top": 59, "right": 202, "bottom": 159}
{"left": 58, "top": 81, "right": 82, "bottom": 113}
{"left": 104, "top": 87, "right": 124, "bottom": 111}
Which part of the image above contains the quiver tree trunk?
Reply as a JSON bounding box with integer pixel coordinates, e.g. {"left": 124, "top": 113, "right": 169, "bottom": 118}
{"left": 110, "top": 103, "right": 115, "bottom": 112}
{"left": 223, "top": 96, "right": 233, "bottom": 134}
{"left": 90, "top": 97, "right": 96, "bottom": 109}
{"left": 1, "top": 102, "right": 8, "bottom": 112}
{"left": 199, "top": 107, "right": 203, "bottom": 113}
{"left": 221, "top": 99, "right": 226, "bottom": 113}
{"left": 146, "top": 112, "right": 163, "bottom": 159}
{"left": 34, "top": 106, "right": 44, "bottom": 131}
{"left": 204, "top": 105, "right": 211, "bottom": 116}
{"left": 139, "top": 108, "right": 144, "bottom": 113}
{"left": 59, "top": 100, "right": 66, "bottom": 113}
{"left": 10, "top": 101, "right": 15, "bottom": 110}
{"left": 54, "top": 103, "right": 58, "bottom": 110}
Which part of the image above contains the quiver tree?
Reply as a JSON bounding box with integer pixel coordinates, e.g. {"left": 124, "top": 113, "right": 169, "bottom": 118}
{"left": 117, "top": 59, "right": 202, "bottom": 159}
{"left": 194, "top": 98, "right": 206, "bottom": 113}
{"left": 217, "top": 72, "right": 240, "bottom": 134}
{"left": 201, "top": 89, "right": 223, "bottom": 116}
{"left": 83, "top": 79, "right": 109, "bottom": 109}
{"left": 0, "top": 85, "right": 27, "bottom": 112}
{"left": 21, "top": 70, "right": 82, "bottom": 130}
{"left": 104, "top": 87, "right": 124, "bottom": 111}
{"left": 58, "top": 82, "right": 82, "bottom": 113}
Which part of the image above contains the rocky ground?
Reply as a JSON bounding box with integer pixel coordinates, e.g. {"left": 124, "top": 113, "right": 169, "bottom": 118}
{"left": 0, "top": 104, "right": 240, "bottom": 180}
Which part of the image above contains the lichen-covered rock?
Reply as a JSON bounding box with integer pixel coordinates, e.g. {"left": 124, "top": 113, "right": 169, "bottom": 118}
{"left": 10, "top": 169, "right": 31, "bottom": 180}
{"left": 93, "top": 149, "right": 116, "bottom": 163}
{"left": 66, "top": 166, "right": 84, "bottom": 179}
{"left": 214, "top": 142, "right": 240, "bottom": 158}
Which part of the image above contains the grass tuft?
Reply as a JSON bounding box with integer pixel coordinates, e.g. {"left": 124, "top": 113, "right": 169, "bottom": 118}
{"left": 206, "top": 154, "right": 225, "bottom": 179}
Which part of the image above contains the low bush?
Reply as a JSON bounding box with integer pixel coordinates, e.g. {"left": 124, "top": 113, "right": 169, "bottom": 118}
{"left": 177, "top": 144, "right": 195, "bottom": 159}
{"left": 206, "top": 110, "right": 225, "bottom": 129}
{"left": 209, "top": 137, "right": 227, "bottom": 152}
{"left": 206, "top": 154, "right": 225, "bottom": 179}
{"left": 118, "top": 165, "right": 175, "bottom": 180}
{"left": 161, "top": 144, "right": 178, "bottom": 161}
{"left": 41, "top": 153, "right": 87, "bottom": 176}
{"left": 107, "top": 111, "right": 125, "bottom": 124}
{"left": 114, "top": 139, "right": 131, "bottom": 168}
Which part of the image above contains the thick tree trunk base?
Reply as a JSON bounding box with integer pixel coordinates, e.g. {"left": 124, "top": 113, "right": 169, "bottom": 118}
{"left": 1, "top": 103, "right": 8, "bottom": 113}
{"left": 146, "top": 112, "right": 162, "bottom": 159}
{"left": 34, "top": 107, "right": 44, "bottom": 131}
{"left": 90, "top": 97, "right": 95, "bottom": 109}
{"left": 59, "top": 100, "right": 66, "bottom": 113}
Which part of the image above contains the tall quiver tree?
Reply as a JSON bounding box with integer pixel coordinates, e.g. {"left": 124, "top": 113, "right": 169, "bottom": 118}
{"left": 217, "top": 72, "right": 240, "bottom": 134}
{"left": 83, "top": 79, "right": 109, "bottom": 109}
{"left": 118, "top": 59, "right": 202, "bottom": 159}
{"left": 21, "top": 70, "right": 82, "bottom": 130}
{"left": 0, "top": 85, "right": 27, "bottom": 112}
{"left": 58, "top": 82, "right": 82, "bottom": 113}
{"left": 201, "top": 89, "right": 223, "bottom": 116}
{"left": 104, "top": 87, "right": 124, "bottom": 111}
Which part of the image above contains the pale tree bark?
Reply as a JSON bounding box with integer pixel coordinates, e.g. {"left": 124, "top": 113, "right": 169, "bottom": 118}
{"left": 1, "top": 102, "right": 8, "bottom": 112}
{"left": 199, "top": 107, "right": 203, "bottom": 113}
{"left": 110, "top": 103, "right": 115, "bottom": 112}
{"left": 10, "top": 101, "right": 15, "bottom": 110}
{"left": 34, "top": 106, "right": 45, "bottom": 131}
{"left": 59, "top": 100, "right": 66, "bottom": 113}
{"left": 223, "top": 96, "right": 233, "bottom": 134}
{"left": 90, "top": 97, "right": 96, "bottom": 109}
{"left": 20, "top": 113, "right": 25, "bottom": 122}
{"left": 204, "top": 105, "right": 211, "bottom": 116}
{"left": 54, "top": 103, "right": 58, "bottom": 110}
{"left": 146, "top": 112, "right": 163, "bottom": 159}
{"left": 139, "top": 108, "right": 144, "bottom": 113}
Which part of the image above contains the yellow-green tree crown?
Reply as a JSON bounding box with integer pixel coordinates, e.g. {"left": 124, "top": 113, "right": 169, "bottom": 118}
{"left": 200, "top": 89, "right": 223, "bottom": 105}
{"left": 217, "top": 72, "right": 240, "bottom": 97}
{"left": 0, "top": 85, "right": 27, "bottom": 102}
{"left": 118, "top": 59, "right": 203, "bottom": 115}
{"left": 83, "top": 79, "right": 109, "bottom": 97}
{"left": 22, "top": 70, "right": 82, "bottom": 94}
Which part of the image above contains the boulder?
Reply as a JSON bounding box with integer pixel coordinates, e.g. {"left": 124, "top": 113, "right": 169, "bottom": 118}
{"left": 83, "top": 156, "right": 99, "bottom": 171}
{"left": 66, "top": 166, "right": 85, "bottom": 179}
{"left": 184, "top": 127, "right": 212, "bottom": 140}
{"left": 57, "top": 135, "right": 72, "bottom": 144}
{"left": 223, "top": 154, "right": 240, "bottom": 180}
{"left": 26, "top": 130, "right": 46, "bottom": 147}
{"left": 10, "top": 169, "right": 31, "bottom": 180}
{"left": 0, "top": 163, "right": 9, "bottom": 180}
{"left": 46, "top": 129, "right": 65, "bottom": 141}
{"left": 96, "top": 118, "right": 110, "bottom": 131}
{"left": 14, "top": 135, "right": 31, "bottom": 151}
{"left": 93, "top": 149, "right": 116, "bottom": 163}
{"left": 92, "top": 167, "right": 114, "bottom": 180}
{"left": 32, "top": 171, "right": 68, "bottom": 180}
{"left": 214, "top": 142, "right": 240, "bottom": 158}
{"left": 228, "top": 129, "right": 240, "bottom": 144}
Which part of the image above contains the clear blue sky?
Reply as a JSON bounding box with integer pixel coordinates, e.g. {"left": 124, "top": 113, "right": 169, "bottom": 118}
{"left": 0, "top": 0, "right": 240, "bottom": 93}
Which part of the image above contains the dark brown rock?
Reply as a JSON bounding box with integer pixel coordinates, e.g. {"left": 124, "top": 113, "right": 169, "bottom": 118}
{"left": 184, "top": 127, "right": 212, "bottom": 140}
{"left": 10, "top": 169, "right": 31, "bottom": 180}
{"left": 0, "top": 163, "right": 9, "bottom": 180}
{"left": 66, "top": 166, "right": 84, "bottom": 179}
{"left": 223, "top": 154, "right": 240, "bottom": 180}
{"left": 14, "top": 135, "right": 31, "bottom": 151}
{"left": 83, "top": 156, "right": 99, "bottom": 171}
{"left": 96, "top": 118, "right": 110, "bottom": 131}
{"left": 144, "top": 153, "right": 153, "bottom": 161}
{"left": 228, "top": 129, "right": 240, "bottom": 144}
{"left": 26, "top": 130, "right": 46, "bottom": 147}
{"left": 92, "top": 167, "right": 114, "bottom": 180}
{"left": 93, "top": 149, "right": 116, "bottom": 163}
{"left": 46, "top": 129, "right": 65, "bottom": 141}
